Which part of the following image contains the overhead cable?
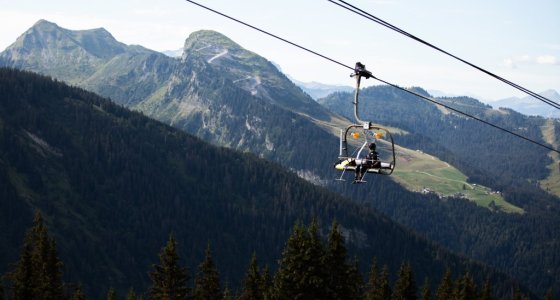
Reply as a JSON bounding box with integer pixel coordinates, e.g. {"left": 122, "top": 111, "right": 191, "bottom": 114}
{"left": 373, "top": 77, "right": 560, "bottom": 154}
{"left": 328, "top": 0, "right": 560, "bottom": 110}
{"left": 184, "top": 0, "right": 560, "bottom": 155}
{"left": 184, "top": 0, "right": 352, "bottom": 72}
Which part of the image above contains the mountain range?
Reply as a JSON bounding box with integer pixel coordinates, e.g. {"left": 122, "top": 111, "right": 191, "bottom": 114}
{"left": 1, "top": 19, "right": 559, "bottom": 297}
{"left": 288, "top": 77, "right": 354, "bottom": 100}
{"left": 492, "top": 89, "right": 560, "bottom": 118}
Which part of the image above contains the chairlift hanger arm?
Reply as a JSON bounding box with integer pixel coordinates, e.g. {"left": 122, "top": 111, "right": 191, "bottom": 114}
{"left": 351, "top": 62, "right": 374, "bottom": 124}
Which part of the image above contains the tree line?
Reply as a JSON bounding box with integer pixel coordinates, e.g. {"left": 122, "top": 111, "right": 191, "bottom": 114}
{"left": 2, "top": 213, "right": 551, "bottom": 300}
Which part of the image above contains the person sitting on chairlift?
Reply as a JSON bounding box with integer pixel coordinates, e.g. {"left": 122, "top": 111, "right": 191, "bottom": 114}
{"left": 354, "top": 142, "right": 380, "bottom": 182}
{"left": 366, "top": 142, "right": 379, "bottom": 162}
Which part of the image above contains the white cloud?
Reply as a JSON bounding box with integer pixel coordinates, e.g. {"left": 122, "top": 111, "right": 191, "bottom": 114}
{"left": 536, "top": 55, "right": 559, "bottom": 65}
{"left": 503, "top": 58, "right": 514, "bottom": 68}
{"left": 503, "top": 54, "right": 559, "bottom": 67}
{"left": 503, "top": 55, "right": 530, "bottom": 68}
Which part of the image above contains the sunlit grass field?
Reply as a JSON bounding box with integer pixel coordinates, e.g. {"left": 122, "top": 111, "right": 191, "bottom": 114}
{"left": 392, "top": 146, "right": 524, "bottom": 214}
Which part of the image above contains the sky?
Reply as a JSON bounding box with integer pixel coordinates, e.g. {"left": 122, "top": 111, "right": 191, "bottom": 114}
{"left": 0, "top": 0, "right": 559, "bottom": 102}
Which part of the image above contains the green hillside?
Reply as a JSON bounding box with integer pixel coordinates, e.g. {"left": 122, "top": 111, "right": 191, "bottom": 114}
{"left": 393, "top": 146, "right": 523, "bottom": 213}
{"left": 540, "top": 119, "right": 560, "bottom": 197}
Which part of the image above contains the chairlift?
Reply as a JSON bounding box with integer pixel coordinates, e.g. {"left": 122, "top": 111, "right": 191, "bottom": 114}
{"left": 334, "top": 63, "right": 396, "bottom": 183}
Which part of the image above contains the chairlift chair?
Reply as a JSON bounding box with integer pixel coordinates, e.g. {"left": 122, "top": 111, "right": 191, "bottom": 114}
{"left": 334, "top": 63, "right": 396, "bottom": 183}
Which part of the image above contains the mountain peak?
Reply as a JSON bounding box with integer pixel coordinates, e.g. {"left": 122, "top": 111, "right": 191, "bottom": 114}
{"left": 183, "top": 30, "right": 241, "bottom": 51}
{"left": 0, "top": 20, "right": 130, "bottom": 83}
{"left": 181, "top": 30, "right": 242, "bottom": 61}
{"left": 540, "top": 89, "right": 560, "bottom": 99}
{"left": 32, "top": 19, "right": 59, "bottom": 29}
{"left": 6, "top": 19, "right": 127, "bottom": 59}
{"left": 31, "top": 19, "right": 113, "bottom": 38}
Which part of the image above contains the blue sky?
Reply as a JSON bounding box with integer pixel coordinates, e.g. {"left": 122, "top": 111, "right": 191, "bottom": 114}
{"left": 1, "top": 0, "right": 558, "bottom": 101}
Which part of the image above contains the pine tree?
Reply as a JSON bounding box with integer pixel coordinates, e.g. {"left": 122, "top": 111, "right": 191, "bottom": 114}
{"left": 543, "top": 288, "right": 553, "bottom": 300}
{"left": 193, "top": 244, "right": 223, "bottom": 300}
{"left": 392, "top": 262, "right": 417, "bottom": 300}
{"left": 378, "top": 266, "right": 392, "bottom": 300}
{"left": 238, "top": 253, "right": 263, "bottom": 300}
{"left": 260, "top": 266, "right": 273, "bottom": 300}
{"left": 435, "top": 269, "right": 452, "bottom": 300}
{"left": 8, "top": 212, "right": 64, "bottom": 300}
{"left": 149, "top": 234, "right": 190, "bottom": 300}
{"left": 222, "top": 285, "right": 233, "bottom": 300}
{"left": 107, "top": 288, "right": 117, "bottom": 300}
{"left": 324, "top": 221, "right": 362, "bottom": 300}
{"left": 274, "top": 221, "right": 328, "bottom": 300}
{"left": 10, "top": 240, "right": 35, "bottom": 300}
{"left": 126, "top": 287, "right": 136, "bottom": 300}
{"left": 0, "top": 280, "right": 5, "bottom": 300}
{"left": 455, "top": 271, "right": 477, "bottom": 300}
{"left": 364, "top": 259, "right": 379, "bottom": 300}
{"left": 512, "top": 285, "right": 529, "bottom": 300}
{"left": 71, "top": 285, "right": 86, "bottom": 300}
{"left": 35, "top": 237, "right": 64, "bottom": 300}
{"left": 420, "top": 278, "right": 430, "bottom": 300}
{"left": 479, "top": 278, "right": 492, "bottom": 300}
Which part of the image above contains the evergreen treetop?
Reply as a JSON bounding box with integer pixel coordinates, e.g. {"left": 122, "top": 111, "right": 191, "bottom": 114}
{"left": 420, "top": 278, "right": 430, "bottom": 300}
{"left": 364, "top": 258, "right": 379, "bottom": 300}
{"left": 7, "top": 212, "right": 64, "bottom": 300}
{"left": 193, "top": 244, "right": 223, "bottom": 300}
{"left": 237, "top": 253, "right": 263, "bottom": 300}
{"left": 378, "top": 266, "right": 392, "bottom": 300}
{"left": 72, "top": 285, "right": 86, "bottom": 300}
{"left": 148, "top": 234, "right": 190, "bottom": 300}
{"left": 324, "top": 220, "right": 361, "bottom": 300}
{"left": 436, "top": 269, "right": 453, "bottom": 300}
{"left": 107, "top": 288, "right": 117, "bottom": 300}
{"left": 274, "top": 221, "right": 328, "bottom": 300}
{"left": 392, "top": 262, "right": 417, "bottom": 300}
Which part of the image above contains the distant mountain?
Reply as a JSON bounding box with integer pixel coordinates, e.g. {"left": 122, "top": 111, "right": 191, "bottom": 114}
{"left": 2, "top": 21, "right": 560, "bottom": 296}
{"left": 178, "top": 30, "right": 335, "bottom": 121}
{"left": 427, "top": 89, "right": 483, "bottom": 100}
{"left": 0, "top": 19, "right": 128, "bottom": 81}
{"left": 289, "top": 77, "right": 354, "bottom": 100}
{"left": 162, "top": 47, "right": 183, "bottom": 57}
{"left": 0, "top": 67, "right": 527, "bottom": 299}
{"left": 492, "top": 89, "right": 560, "bottom": 118}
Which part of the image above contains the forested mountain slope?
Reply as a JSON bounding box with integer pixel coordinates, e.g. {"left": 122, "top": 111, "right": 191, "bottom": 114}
{"left": 0, "top": 68, "right": 525, "bottom": 298}
{"left": 1, "top": 20, "right": 559, "bottom": 297}
{"left": 320, "top": 86, "right": 560, "bottom": 295}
